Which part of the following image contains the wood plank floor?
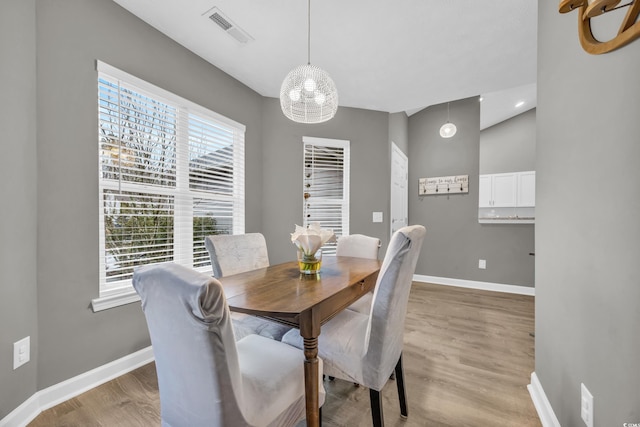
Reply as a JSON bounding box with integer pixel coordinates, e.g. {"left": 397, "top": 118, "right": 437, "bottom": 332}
{"left": 29, "top": 282, "right": 540, "bottom": 427}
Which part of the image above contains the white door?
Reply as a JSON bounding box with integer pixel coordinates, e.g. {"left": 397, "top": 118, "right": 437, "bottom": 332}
{"left": 390, "top": 142, "right": 408, "bottom": 236}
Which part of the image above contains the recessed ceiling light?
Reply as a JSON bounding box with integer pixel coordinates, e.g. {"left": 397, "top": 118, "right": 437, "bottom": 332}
{"left": 479, "top": 97, "right": 484, "bottom": 102}
{"left": 515, "top": 101, "right": 525, "bottom": 108}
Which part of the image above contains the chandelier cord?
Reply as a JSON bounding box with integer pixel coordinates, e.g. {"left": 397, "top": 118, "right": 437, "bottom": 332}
{"left": 307, "top": 0, "right": 311, "bottom": 65}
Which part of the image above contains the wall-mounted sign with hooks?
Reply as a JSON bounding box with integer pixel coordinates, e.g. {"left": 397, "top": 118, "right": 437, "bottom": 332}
{"left": 559, "top": 0, "right": 640, "bottom": 54}
{"left": 419, "top": 175, "right": 469, "bottom": 196}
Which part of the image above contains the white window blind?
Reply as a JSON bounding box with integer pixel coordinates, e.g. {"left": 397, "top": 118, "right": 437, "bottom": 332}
{"left": 95, "top": 61, "right": 244, "bottom": 309}
{"left": 302, "top": 137, "right": 350, "bottom": 255}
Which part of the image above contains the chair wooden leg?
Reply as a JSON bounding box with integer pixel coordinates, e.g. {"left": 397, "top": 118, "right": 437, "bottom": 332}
{"left": 394, "top": 354, "right": 408, "bottom": 418}
{"left": 369, "top": 389, "right": 384, "bottom": 427}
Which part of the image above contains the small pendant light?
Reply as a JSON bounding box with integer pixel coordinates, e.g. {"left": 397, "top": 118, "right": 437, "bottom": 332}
{"left": 440, "top": 102, "right": 457, "bottom": 138}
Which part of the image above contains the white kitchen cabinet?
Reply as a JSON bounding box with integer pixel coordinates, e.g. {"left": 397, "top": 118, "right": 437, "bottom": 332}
{"left": 517, "top": 171, "right": 536, "bottom": 207}
{"left": 478, "top": 175, "right": 492, "bottom": 207}
{"left": 478, "top": 171, "right": 535, "bottom": 224}
{"left": 478, "top": 173, "right": 517, "bottom": 207}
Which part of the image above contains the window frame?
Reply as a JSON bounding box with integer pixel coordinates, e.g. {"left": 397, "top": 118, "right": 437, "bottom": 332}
{"left": 302, "top": 136, "right": 350, "bottom": 255}
{"left": 92, "top": 61, "right": 245, "bottom": 311}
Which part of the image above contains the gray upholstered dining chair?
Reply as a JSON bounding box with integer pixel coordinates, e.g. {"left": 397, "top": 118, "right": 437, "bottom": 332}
{"left": 336, "top": 233, "right": 381, "bottom": 314}
{"left": 282, "top": 225, "right": 426, "bottom": 427}
{"left": 205, "top": 233, "right": 291, "bottom": 341}
{"left": 205, "top": 233, "right": 270, "bottom": 278}
{"left": 133, "top": 263, "right": 325, "bottom": 427}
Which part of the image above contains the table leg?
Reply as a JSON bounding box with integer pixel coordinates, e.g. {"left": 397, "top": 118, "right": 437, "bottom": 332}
{"left": 303, "top": 336, "right": 320, "bottom": 427}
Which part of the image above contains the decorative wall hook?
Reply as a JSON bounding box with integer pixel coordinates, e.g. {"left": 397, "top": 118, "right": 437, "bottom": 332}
{"left": 419, "top": 175, "right": 469, "bottom": 196}
{"left": 559, "top": 0, "right": 640, "bottom": 54}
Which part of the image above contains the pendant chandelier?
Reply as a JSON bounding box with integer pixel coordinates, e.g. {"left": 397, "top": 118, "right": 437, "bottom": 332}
{"left": 439, "top": 102, "right": 457, "bottom": 138}
{"left": 280, "top": 0, "right": 338, "bottom": 124}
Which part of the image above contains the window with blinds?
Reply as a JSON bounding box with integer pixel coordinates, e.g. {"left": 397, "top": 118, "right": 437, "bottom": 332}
{"left": 302, "top": 137, "right": 350, "bottom": 255}
{"left": 97, "top": 61, "right": 245, "bottom": 300}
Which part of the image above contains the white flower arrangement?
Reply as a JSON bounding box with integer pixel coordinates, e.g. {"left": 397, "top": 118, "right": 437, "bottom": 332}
{"left": 291, "top": 222, "right": 336, "bottom": 257}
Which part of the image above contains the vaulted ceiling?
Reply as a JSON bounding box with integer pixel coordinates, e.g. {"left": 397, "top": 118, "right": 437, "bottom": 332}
{"left": 114, "top": 0, "right": 538, "bottom": 129}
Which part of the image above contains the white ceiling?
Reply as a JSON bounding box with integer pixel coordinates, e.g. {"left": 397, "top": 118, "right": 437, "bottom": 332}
{"left": 113, "top": 0, "right": 538, "bottom": 130}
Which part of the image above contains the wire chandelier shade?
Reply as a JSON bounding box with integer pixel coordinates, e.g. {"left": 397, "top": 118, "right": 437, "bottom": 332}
{"left": 280, "top": 0, "right": 338, "bottom": 124}
{"left": 280, "top": 64, "right": 338, "bottom": 124}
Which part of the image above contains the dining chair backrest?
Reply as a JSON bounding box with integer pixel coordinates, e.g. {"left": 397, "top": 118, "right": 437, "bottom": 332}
{"left": 205, "top": 233, "right": 270, "bottom": 277}
{"left": 362, "top": 225, "right": 426, "bottom": 390}
{"left": 204, "top": 232, "right": 292, "bottom": 342}
{"left": 133, "top": 263, "right": 245, "bottom": 426}
{"left": 337, "top": 234, "right": 381, "bottom": 314}
{"left": 336, "top": 234, "right": 381, "bottom": 260}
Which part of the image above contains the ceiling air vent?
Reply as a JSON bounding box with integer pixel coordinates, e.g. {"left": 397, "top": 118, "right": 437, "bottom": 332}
{"left": 205, "top": 7, "right": 254, "bottom": 44}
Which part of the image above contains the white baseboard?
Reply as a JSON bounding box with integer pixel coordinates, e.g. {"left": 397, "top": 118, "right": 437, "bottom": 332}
{"left": 0, "top": 394, "right": 40, "bottom": 427}
{"left": 0, "top": 346, "right": 154, "bottom": 427}
{"left": 528, "top": 372, "right": 561, "bottom": 427}
{"left": 413, "top": 274, "right": 535, "bottom": 296}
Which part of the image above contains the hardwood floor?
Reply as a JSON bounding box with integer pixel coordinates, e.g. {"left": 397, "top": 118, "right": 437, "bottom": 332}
{"left": 28, "top": 282, "right": 540, "bottom": 427}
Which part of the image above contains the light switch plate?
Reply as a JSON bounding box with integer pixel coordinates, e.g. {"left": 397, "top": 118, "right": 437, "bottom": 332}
{"left": 372, "top": 212, "right": 383, "bottom": 223}
{"left": 581, "top": 383, "right": 594, "bottom": 427}
{"left": 13, "top": 336, "right": 30, "bottom": 370}
{"left": 478, "top": 259, "right": 487, "bottom": 269}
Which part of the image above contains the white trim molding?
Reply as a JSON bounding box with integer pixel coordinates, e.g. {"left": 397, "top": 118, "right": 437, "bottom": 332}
{"left": 528, "top": 372, "right": 561, "bottom": 427}
{"left": 413, "top": 274, "right": 535, "bottom": 296}
{"left": 91, "top": 288, "right": 141, "bottom": 312}
{"left": 0, "top": 347, "right": 154, "bottom": 427}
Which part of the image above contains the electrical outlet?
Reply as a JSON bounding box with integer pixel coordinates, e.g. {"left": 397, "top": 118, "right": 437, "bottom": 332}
{"left": 372, "top": 212, "right": 383, "bottom": 223}
{"left": 478, "top": 259, "right": 486, "bottom": 269}
{"left": 13, "top": 336, "right": 30, "bottom": 370}
{"left": 581, "top": 383, "right": 594, "bottom": 427}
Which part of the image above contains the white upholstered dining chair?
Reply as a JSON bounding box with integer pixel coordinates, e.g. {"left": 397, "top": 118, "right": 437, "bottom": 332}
{"left": 336, "top": 233, "right": 381, "bottom": 260}
{"left": 282, "top": 225, "right": 426, "bottom": 427}
{"left": 336, "top": 233, "right": 381, "bottom": 314}
{"left": 205, "top": 233, "right": 270, "bottom": 278}
{"left": 205, "top": 233, "right": 291, "bottom": 341}
{"left": 133, "top": 263, "right": 325, "bottom": 427}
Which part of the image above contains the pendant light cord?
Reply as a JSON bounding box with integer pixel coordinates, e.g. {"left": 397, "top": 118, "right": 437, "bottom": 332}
{"left": 307, "top": 0, "right": 311, "bottom": 65}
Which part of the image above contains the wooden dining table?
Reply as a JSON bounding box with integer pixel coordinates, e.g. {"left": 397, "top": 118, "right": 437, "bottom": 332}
{"left": 219, "top": 255, "right": 382, "bottom": 427}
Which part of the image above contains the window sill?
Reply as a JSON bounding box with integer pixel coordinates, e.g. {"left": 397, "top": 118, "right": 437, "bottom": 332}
{"left": 91, "top": 289, "right": 141, "bottom": 312}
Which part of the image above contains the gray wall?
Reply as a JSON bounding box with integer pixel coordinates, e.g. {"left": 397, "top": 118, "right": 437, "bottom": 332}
{"left": 389, "top": 112, "right": 409, "bottom": 155}
{"left": 261, "top": 98, "right": 391, "bottom": 262}
{"left": 536, "top": 4, "right": 640, "bottom": 426}
{"left": 34, "top": 0, "right": 263, "bottom": 391}
{"left": 0, "top": 0, "right": 39, "bottom": 417}
{"left": 480, "top": 108, "right": 536, "bottom": 174}
{"left": 408, "top": 97, "right": 535, "bottom": 287}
